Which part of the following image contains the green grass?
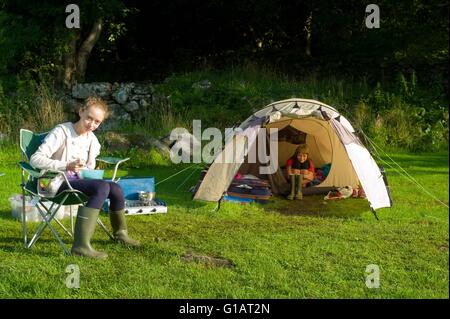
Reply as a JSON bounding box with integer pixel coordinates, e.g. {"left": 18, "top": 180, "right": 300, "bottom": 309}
{"left": 0, "top": 143, "right": 448, "bottom": 298}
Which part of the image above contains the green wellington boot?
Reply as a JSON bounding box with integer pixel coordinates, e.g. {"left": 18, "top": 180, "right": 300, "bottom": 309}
{"left": 295, "top": 174, "right": 303, "bottom": 200}
{"left": 109, "top": 210, "right": 141, "bottom": 247}
{"left": 71, "top": 206, "right": 108, "bottom": 259}
{"left": 287, "top": 174, "right": 296, "bottom": 200}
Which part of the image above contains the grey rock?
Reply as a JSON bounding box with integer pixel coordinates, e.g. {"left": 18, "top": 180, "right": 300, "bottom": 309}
{"left": 124, "top": 101, "right": 140, "bottom": 112}
{"left": 112, "top": 83, "right": 136, "bottom": 104}
{"left": 139, "top": 98, "right": 150, "bottom": 108}
{"left": 72, "top": 82, "right": 112, "bottom": 99}
{"left": 133, "top": 83, "right": 154, "bottom": 95}
{"left": 148, "top": 137, "right": 171, "bottom": 156}
{"left": 112, "top": 88, "right": 129, "bottom": 104}
{"left": 106, "top": 103, "right": 123, "bottom": 116}
{"left": 62, "top": 95, "right": 82, "bottom": 113}
{"left": 98, "top": 103, "right": 130, "bottom": 130}
{"left": 159, "top": 133, "right": 172, "bottom": 146}
{"left": 72, "top": 85, "right": 91, "bottom": 99}
{"left": 130, "top": 94, "right": 143, "bottom": 101}
{"left": 100, "top": 132, "right": 171, "bottom": 156}
{"left": 118, "top": 113, "right": 131, "bottom": 121}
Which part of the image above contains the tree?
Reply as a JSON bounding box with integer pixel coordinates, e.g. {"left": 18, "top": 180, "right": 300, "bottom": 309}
{"left": 63, "top": 0, "right": 133, "bottom": 88}
{"left": 63, "top": 16, "right": 104, "bottom": 88}
{"left": 0, "top": 0, "right": 133, "bottom": 89}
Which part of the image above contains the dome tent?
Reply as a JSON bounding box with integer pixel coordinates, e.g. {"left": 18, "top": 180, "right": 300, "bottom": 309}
{"left": 193, "top": 98, "right": 392, "bottom": 211}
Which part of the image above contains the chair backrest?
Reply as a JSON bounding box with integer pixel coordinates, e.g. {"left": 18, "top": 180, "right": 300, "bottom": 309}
{"left": 20, "top": 129, "right": 48, "bottom": 161}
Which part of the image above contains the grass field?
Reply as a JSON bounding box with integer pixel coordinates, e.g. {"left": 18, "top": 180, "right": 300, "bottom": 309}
{"left": 0, "top": 144, "right": 448, "bottom": 298}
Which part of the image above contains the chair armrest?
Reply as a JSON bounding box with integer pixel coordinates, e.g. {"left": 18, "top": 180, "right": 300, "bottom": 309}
{"left": 19, "top": 162, "right": 54, "bottom": 178}
{"left": 19, "top": 162, "right": 65, "bottom": 178}
{"left": 97, "top": 157, "right": 130, "bottom": 165}
{"left": 97, "top": 157, "right": 130, "bottom": 182}
{"left": 19, "top": 162, "right": 75, "bottom": 190}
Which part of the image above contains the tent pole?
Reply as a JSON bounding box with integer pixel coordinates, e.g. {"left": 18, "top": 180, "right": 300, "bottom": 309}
{"left": 214, "top": 195, "right": 224, "bottom": 212}
{"left": 370, "top": 207, "right": 380, "bottom": 221}
{"left": 379, "top": 165, "right": 393, "bottom": 207}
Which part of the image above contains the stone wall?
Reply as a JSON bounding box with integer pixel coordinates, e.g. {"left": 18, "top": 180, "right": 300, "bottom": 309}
{"left": 62, "top": 81, "right": 203, "bottom": 157}
{"left": 64, "top": 82, "right": 155, "bottom": 131}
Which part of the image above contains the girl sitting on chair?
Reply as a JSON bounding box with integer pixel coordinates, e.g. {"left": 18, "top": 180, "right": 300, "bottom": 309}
{"left": 285, "top": 144, "right": 315, "bottom": 200}
{"left": 30, "top": 96, "right": 140, "bottom": 259}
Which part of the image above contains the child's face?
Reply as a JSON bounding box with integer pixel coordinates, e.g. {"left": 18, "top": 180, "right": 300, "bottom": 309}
{"left": 297, "top": 153, "right": 308, "bottom": 163}
{"left": 78, "top": 105, "right": 106, "bottom": 133}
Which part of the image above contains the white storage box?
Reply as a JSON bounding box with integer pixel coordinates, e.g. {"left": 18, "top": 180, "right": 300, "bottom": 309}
{"left": 9, "top": 194, "right": 68, "bottom": 222}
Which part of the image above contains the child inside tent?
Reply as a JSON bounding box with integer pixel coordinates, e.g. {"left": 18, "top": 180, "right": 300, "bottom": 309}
{"left": 285, "top": 144, "right": 315, "bottom": 200}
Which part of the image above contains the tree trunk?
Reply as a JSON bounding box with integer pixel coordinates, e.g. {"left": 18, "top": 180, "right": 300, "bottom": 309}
{"left": 63, "top": 32, "right": 79, "bottom": 90}
{"left": 76, "top": 18, "right": 103, "bottom": 82}
{"left": 304, "top": 12, "right": 313, "bottom": 57}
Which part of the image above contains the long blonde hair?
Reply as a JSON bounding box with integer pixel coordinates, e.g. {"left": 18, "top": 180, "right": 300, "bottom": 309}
{"left": 81, "top": 96, "right": 110, "bottom": 119}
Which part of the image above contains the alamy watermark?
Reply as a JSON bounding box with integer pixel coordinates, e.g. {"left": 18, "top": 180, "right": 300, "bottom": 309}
{"left": 365, "top": 4, "right": 380, "bottom": 29}
{"left": 65, "top": 264, "right": 80, "bottom": 289}
{"left": 65, "top": 4, "right": 380, "bottom": 30}
{"left": 365, "top": 264, "right": 380, "bottom": 288}
{"left": 65, "top": 4, "right": 80, "bottom": 29}
{"left": 169, "top": 120, "right": 279, "bottom": 174}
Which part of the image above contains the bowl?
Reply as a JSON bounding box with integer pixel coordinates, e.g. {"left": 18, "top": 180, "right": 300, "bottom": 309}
{"left": 79, "top": 169, "right": 105, "bottom": 180}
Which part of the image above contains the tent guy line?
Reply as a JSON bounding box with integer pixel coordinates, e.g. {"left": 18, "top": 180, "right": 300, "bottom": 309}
{"left": 360, "top": 130, "right": 449, "bottom": 209}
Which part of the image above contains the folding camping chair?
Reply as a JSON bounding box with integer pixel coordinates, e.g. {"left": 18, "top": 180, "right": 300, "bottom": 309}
{"left": 19, "top": 129, "right": 129, "bottom": 256}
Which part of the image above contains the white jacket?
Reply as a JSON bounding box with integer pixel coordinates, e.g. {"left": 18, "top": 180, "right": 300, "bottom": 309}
{"left": 30, "top": 122, "right": 101, "bottom": 196}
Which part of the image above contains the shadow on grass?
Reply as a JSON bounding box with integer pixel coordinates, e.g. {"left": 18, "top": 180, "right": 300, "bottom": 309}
{"left": 0, "top": 209, "right": 15, "bottom": 221}
{"left": 263, "top": 194, "right": 371, "bottom": 219}
{"left": 1, "top": 161, "right": 395, "bottom": 222}
{"left": 119, "top": 165, "right": 208, "bottom": 210}
{"left": 119, "top": 164, "right": 374, "bottom": 219}
{"left": 0, "top": 235, "right": 137, "bottom": 257}
{"left": 0, "top": 236, "right": 71, "bottom": 257}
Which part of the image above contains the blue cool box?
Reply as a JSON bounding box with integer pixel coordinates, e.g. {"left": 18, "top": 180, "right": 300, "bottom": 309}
{"left": 103, "top": 177, "right": 155, "bottom": 211}
{"left": 116, "top": 176, "right": 155, "bottom": 200}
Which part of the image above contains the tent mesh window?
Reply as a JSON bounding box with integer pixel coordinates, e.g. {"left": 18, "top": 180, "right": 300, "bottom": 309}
{"left": 277, "top": 126, "right": 307, "bottom": 144}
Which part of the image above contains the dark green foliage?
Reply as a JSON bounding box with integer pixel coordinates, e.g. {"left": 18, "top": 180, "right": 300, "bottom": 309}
{"left": 150, "top": 67, "right": 448, "bottom": 152}
{"left": 0, "top": 0, "right": 448, "bottom": 152}
{"left": 1, "top": 0, "right": 448, "bottom": 86}
{"left": 0, "top": 0, "right": 132, "bottom": 83}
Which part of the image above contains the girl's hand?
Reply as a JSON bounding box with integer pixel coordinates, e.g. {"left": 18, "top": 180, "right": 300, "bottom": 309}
{"left": 67, "top": 159, "right": 85, "bottom": 173}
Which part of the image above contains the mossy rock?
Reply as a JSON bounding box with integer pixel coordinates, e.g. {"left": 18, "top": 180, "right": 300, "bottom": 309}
{"left": 100, "top": 131, "right": 171, "bottom": 154}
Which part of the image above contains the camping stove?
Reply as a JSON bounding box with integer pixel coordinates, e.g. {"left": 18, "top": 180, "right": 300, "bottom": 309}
{"left": 103, "top": 177, "right": 167, "bottom": 215}
{"left": 124, "top": 198, "right": 167, "bottom": 215}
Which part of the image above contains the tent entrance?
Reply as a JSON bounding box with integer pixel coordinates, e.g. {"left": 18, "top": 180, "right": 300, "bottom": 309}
{"left": 264, "top": 117, "right": 359, "bottom": 191}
